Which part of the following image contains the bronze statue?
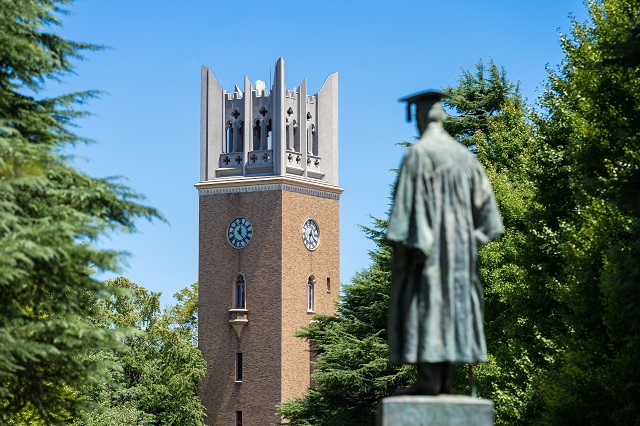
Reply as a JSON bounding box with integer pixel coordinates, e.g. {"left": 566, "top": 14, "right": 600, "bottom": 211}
{"left": 386, "top": 90, "right": 503, "bottom": 395}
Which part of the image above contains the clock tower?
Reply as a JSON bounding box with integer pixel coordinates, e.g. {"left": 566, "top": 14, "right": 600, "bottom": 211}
{"left": 197, "top": 58, "right": 341, "bottom": 425}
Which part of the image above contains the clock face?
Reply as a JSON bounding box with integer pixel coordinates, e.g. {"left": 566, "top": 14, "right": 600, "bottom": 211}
{"left": 228, "top": 218, "right": 253, "bottom": 249}
{"left": 302, "top": 219, "right": 319, "bottom": 251}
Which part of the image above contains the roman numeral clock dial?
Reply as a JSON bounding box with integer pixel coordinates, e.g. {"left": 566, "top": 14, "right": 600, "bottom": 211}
{"left": 302, "top": 219, "right": 319, "bottom": 251}
{"left": 228, "top": 218, "right": 253, "bottom": 249}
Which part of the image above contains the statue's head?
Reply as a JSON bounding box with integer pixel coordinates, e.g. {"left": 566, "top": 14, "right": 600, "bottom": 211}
{"left": 400, "top": 90, "right": 450, "bottom": 135}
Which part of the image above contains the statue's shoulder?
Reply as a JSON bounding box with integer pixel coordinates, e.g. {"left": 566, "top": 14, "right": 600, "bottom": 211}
{"left": 400, "top": 144, "right": 426, "bottom": 172}
{"left": 446, "top": 137, "right": 476, "bottom": 163}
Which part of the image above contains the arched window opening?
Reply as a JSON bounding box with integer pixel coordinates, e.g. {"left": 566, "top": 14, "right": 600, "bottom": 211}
{"left": 286, "top": 119, "right": 291, "bottom": 150}
{"left": 307, "top": 275, "right": 315, "bottom": 312}
{"left": 310, "top": 124, "right": 318, "bottom": 156}
{"left": 267, "top": 119, "right": 273, "bottom": 150}
{"left": 293, "top": 120, "right": 300, "bottom": 152}
{"left": 253, "top": 120, "right": 261, "bottom": 151}
{"left": 235, "top": 275, "right": 245, "bottom": 309}
{"left": 226, "top": 121, "right": 233, "bottom": 153}
{"left": 237, "top": 121, "right": 244, "bottom": 152}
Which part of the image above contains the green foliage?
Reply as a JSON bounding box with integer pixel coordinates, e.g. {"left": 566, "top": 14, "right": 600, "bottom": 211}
{"left": 75, "top": 278, "right": 206, "bottom": 426}
{"left": 0, "top": 1, "right": 161, "bottom": 423}
{"left": 444, "top": 59, "right": 520, "bottom": 152}
{"left": 534, "top": 0, "right": 640, "bottom": 423}
{"left": 169, "top": 282, "right": 199, "bottom": 344}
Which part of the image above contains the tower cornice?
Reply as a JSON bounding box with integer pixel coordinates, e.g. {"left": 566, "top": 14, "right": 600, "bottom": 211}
{"left": 195, "top": 176, "right": 343, "bottom": 200}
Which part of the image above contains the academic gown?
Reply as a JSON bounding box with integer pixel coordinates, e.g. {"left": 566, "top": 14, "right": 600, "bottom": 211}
{"left": 386, "top": 124, "right": 503, "bottom": 364}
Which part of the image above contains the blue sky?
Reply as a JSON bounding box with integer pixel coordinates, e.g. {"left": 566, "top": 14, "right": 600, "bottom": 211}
{"left": 53, "top": 0, "right": 589, "bottom": 307}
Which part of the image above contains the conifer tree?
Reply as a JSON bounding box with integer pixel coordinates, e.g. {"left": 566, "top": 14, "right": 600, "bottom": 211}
{"left": 0, "top": 1, "right": 160, "bottom": 422}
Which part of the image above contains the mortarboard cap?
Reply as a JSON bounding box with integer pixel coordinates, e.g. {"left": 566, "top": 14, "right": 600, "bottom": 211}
{"left": 399, "top": 89, "right": 450, "bottom": 122}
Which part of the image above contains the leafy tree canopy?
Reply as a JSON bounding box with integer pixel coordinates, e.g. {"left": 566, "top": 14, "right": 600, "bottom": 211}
{"left": 534, "top": 0, "right": 640, "bottom": 423}
{"left": 74, "top": 278, "right": 206, "bottom": 426}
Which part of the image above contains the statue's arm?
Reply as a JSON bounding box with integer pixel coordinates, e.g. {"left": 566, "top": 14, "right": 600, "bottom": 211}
{"left": 387, "top": 149, "right": 434, "bottom": 256}
{"left": 471, "top": 159, "right": 504, "bottom": 246}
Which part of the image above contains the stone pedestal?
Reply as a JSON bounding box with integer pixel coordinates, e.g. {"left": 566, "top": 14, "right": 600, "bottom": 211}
{"left": 377, "top": 395, "right": 493, "bottom": 426}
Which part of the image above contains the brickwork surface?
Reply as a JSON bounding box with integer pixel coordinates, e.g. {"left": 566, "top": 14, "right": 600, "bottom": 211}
{"left": 199, "top": 190, "right": 283, "bottom": 425}
{"left": 281, "top": 190, "right": 340, "bottom": 403}
{"left": 199, "top": 187, "right": 339, "bottom": 425}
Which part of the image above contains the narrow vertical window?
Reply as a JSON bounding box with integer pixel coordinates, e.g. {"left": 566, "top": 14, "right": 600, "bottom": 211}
{"left": 236, "top": 410, "right": 243, "bottom": 426}
{"left": 286, "top": 119, "right": 291, "bottom": 150}
{"left": 293, "top": 120, "right": 300, "bottom": 152}
{"left": 311, "top": 124, "right": 318, "bottom": 156}
{"left": 253, "top": 120, "right": 261, "bottom": 151}
{"left": 307, "top": 276, "right": 315, "bottom": 312}
{"left": 235, "top": 275, "right": 245, "bottom": 309}
{"left": 237, "top": 121, "right": 244, "bottom": 152}
{"left": 326, "top": 277, "right": 331, "bottom": 293}
{"left": 267, "top": 119, "right": 272, "bottom": 150}
{"left": 226, "top": 121, "right": 233, "bottom": 153}
{"left": 235, "top": 352, "right": 243, "bottom": 382}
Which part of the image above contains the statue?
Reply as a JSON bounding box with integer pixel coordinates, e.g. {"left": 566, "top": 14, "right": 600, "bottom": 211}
{"left": 386, "top": 90, "right": 504, "bottom": 395}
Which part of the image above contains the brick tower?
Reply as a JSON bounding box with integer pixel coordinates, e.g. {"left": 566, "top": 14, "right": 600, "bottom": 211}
{"left": 197, "top": 58, "right": 341, "bottom": 425}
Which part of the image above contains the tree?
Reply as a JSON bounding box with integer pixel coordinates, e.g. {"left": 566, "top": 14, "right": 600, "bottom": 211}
{"left": 0, "top": 1, "right": 160, "bottom": 423}
{"left": 75, "top": 278, "right": 206, "bottom": 426}
{"left": 444, "top": 59, "right": 520, "bottom": 151}
{"left": 534, "top": 0, "right": 640, "bottom": 423}
{"left": 169, "top": 282, "right": 199, "bottom": 344}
